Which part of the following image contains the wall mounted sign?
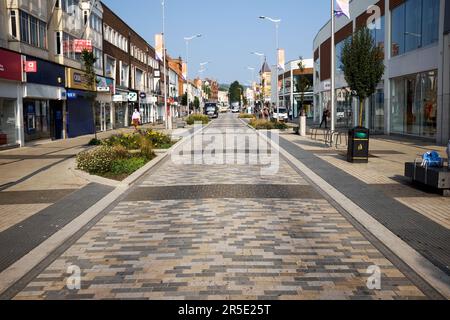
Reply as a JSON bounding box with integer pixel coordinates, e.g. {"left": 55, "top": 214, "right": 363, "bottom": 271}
{"left": 0, "top": 48, "right": 22, "bottom": 81}
{"left": 24, "top": 61, "right": 37, "bottom": 73}
{"left": 127, "top": 92, "right": 138, "bottom": 102}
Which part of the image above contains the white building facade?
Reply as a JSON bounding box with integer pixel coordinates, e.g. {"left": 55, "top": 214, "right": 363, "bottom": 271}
{"left": 313, "top": 0, "right": 449, "bottom": 144}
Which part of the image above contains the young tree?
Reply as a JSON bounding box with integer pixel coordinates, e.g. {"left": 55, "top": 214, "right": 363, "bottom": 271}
{"left": 194, "top": 97, "right": 200, "bottom": 110}
{"left": 341, "top": 27, "right": 384, "bottom": 127}
{"left": 228, "top": 81, "right": 244, "bottom": 105}
{"left": 297, "top": 56, "right": 311, "bottom": 116}
{"left": 81, "top": 49, "right": 98, "bottom": 138}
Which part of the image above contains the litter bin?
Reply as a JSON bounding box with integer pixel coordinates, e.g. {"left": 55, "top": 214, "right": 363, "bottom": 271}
{"left": 347, "top": 127, "right": 370, "bottom": 163}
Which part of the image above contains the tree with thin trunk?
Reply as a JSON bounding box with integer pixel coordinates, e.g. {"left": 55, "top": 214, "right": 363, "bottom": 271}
{"left": 81, "top": 49, "right": 98, "bottom": 139}
{"left": 341, "top": 27, "right": 384, "bottom": 127}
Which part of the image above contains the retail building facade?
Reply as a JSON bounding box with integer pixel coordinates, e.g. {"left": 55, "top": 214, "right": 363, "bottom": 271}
{"left": 313, "top": 0, "right": 449, "bottom": 144}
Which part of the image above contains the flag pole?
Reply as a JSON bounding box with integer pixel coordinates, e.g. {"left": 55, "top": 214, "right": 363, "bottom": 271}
{"left": 331, "top": 0, "right": 336, "bottom": 133}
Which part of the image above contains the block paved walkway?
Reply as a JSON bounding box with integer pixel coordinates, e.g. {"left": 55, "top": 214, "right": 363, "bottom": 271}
{"left": 0, "top": 123, "right": 166, "bottom": 273}
{"left": 5, "top": 114, "right": 445, "bottom": 300}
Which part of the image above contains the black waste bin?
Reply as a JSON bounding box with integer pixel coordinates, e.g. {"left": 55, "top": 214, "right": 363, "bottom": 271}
{"left": 347, "top": 127, "right": 370, "bottom": 163}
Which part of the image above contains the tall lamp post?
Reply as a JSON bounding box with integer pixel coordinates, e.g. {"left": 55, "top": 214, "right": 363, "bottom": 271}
{"left": 161, "top": 1, "right": 171, "bottom": 129}
{"left": 184, "top": 34, "right": 202, "bottom": 114}
{"left": 251, "top": 52, "right": 265, "bottom": 108}
{"left": 259, "top": 16, "right": 281, "bottom": 120}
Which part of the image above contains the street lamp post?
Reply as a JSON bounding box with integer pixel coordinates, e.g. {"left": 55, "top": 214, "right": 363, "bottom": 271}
{"left": 184, "top": 34, "right": 202, "bottom": 115}
{"left": 251, "top": 52, "right": 265, "bottom": 109}
{"left": 161, "top": 1, "right": 171, "bottom": 129}
{"left": 259, "top": 16, "right": 281, "bottom": 121}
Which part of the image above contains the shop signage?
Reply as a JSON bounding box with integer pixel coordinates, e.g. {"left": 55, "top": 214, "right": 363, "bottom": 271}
{"left": 67, "top": 91, "right": 77, "bottom": 99}
{"left": 24, "top": 61, "right": 37, "bottom": 73}
{"left": 323, "top": 81, "right": 331, "bottom": 91}
{"left": 66, "top": 68, "right": 95, "bottom": 91}
{"left": 96, "top": 76, "right": 115, "bottom": 94}
{"left": 73, "top": 40, "right": 93, "bottom": 53}
{"left": 0, "top": 49, "right": 22, "bottom": 81}
{"left": 113, "top": 92, "right": 128, "bottom": 102}
{"left": 128, "top": 92, "right": 138, "bottom": 102}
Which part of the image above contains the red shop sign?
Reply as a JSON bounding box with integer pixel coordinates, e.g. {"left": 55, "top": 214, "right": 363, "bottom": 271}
{"left": 0, "top": 48, "right": 22, "bottom": 81}
{"left": 24, "top": 60, "right": 37, "bottom": 73}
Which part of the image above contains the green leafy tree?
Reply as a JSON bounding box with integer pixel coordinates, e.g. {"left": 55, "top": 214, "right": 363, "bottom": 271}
{"left": 81, "top": 49, "right": 99, "bottom": 137}
{"left": 228, "top": 81, "right": 244, "bottom": 105}
{"left": 194, "top": 97, "right": 200, "bottom": 110}
{"left": 297, "top": 56, "right": 311, "bottom": 116}
{"left": 341, "top": 27, "right": 385, "bottom": 127}
{"left": 181, "top": 92, "right": 188, "bottom": 106}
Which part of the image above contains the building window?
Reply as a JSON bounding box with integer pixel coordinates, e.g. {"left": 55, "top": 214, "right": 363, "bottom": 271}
{"left": 390, "top": 70, "right": 438, "bottom": 137}
{"left": 391, "top": 0, "right": 440, "bottom": 57}
{"left": 105, "top": 55, "right": 116, "bottom": 79}
{"left": 10, "top": 11, "right": 17, "bottom": 38}
{"left": 121, "top": 62, "right": 129, "bottom": 87}
{"left": 18, "top": 10, "right": 47, "bottom": 49}
{"left": 55, "top": 31, "right": 62, "bottom": 55}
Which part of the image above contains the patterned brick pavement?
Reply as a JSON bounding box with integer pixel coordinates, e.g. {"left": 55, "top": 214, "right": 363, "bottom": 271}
{"left": 10, "top": 114, "right": 436, "bottom": 300}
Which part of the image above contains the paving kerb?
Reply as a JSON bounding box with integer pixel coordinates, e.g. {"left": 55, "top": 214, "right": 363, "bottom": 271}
{"left": 0, "top": 121, "right": 213, "bottom": 297}
{"left": 240, "top": 118, "right": 450, "bottom": 299}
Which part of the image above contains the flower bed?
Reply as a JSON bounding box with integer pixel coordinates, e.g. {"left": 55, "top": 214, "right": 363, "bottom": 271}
{"left": 238, "top": 113, "right": 256, "bottom": 119}
{"left": 248, "top": 119, "right": 288, "bottom": 130}
{"left": 186, "top": 114, "right": 210, "bottom": 125}
{"left": 79, "top": 130, "right": 176, "bottom": 180}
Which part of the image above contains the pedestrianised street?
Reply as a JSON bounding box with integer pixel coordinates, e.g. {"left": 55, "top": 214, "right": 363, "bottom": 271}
{"left": 2, "top": 114, "right": 445, "bottom": 300}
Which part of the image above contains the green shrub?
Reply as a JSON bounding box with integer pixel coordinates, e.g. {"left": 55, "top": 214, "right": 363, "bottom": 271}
{"left": 249, "top": 119, "right": 288, "bottom": 130}
{"left": 88, "top": 138, "right": 102, "bottom": 146}
{"left": 76, "top": 146, "right": 119, "bottom": 174}
{"left": 103, "top": 134, "right": 141, "bottom": 150}
{"left": 110, "top": 157, "right": 148, "bottom": 175}
{"left": 138, "top": 134, "right": 156, "bottom": 159}
{"left": 144, "top": 129, "right": 173, "bottom": 149}
{"left": 238, "top": 113, "right": 255, "bottom": 119}
{"left": 186, "top": 114, "right": 209, "bottom": 125}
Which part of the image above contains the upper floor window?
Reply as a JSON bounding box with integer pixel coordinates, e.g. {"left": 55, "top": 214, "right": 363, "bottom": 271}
{"left": 391, "top": 0, "right": 440, "bottom": 57}
{"left": 19, "top": 10, "right": 47, "bottom": 49}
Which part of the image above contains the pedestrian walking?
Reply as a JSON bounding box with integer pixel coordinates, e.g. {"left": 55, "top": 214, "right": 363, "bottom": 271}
{"left": 132, "top": 108, "right": 141, "bottom": 131}
{"left": 320, "top": 108, "right": 330, "bottom": 129}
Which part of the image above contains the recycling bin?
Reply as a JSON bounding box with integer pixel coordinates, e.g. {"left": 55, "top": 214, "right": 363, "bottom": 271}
{"left": 347, "top": 127, "right": 370, "bottom": 163}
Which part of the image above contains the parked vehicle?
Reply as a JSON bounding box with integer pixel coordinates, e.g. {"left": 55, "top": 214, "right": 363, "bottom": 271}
{"left": 204, "top": 103, "right": 219, "bottom": 119}
{"left": 219, "top": 104, "right": 229, "bottom": 113}
{"left": 272, "top": 107, "right": 288, "bottom": 121}
{"left": 231, "top": 102, "right": 240, "bottom": 113}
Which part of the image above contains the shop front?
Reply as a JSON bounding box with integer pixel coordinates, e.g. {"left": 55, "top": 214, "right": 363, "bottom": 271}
{"left": 96, "top": 76, "right": 114, "bottom": 132}
{"left": 139, "top": 92, "right": 154, "bottom": 124}
{"left": 0, "top": 48, "right": 22, "bottom": 148}
{"left": 23, "top": 56, "right": 66, "bottom": 142}
{"left": 65, "top": 68, "right": 96, "bottom": 138}
{"left": 390, "top": 70, "right": 438, "bottom": 139}
{"left": 112, "top": 90, "right": 128, "bottom": 129}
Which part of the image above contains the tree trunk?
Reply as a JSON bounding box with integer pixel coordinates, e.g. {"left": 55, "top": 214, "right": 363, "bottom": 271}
{"left": 359, "top": 98, "right": 364, "bottom": 127}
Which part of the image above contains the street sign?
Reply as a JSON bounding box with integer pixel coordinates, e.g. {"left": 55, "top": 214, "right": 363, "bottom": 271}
{"left": 139, "top": 92, "right": 147, "bottom": 99}
{"left": 24, "top": 61, "right": 37, "bottom": 73}
{"left": 128, "top": 92, "right": 138, "bottom": 102}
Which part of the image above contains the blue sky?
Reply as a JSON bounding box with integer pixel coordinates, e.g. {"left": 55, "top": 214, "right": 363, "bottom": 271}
{"left": 102, "top": 0, "right": 330, "bottom": 85}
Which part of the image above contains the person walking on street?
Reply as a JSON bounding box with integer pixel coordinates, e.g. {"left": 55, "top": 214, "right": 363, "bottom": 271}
{"left": 132, "top": 108, "right": 141, "bottom": 131}
{"left": 320, "top": 108, "right": 330, "bottom": 129}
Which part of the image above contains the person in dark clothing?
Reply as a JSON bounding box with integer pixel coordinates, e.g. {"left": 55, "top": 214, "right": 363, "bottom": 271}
{"left": 320, "top": 108, "right": 330, "bottom": 128}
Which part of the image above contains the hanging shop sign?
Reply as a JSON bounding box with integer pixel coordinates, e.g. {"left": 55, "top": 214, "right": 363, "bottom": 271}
{"left": 127, "top": 92, "right": 138, "bottom": 102}
{"left": 73, "top": 40, "right": 93, "bottom": 53}
{"left": 96, "top": 76, "right": 115, "bottom": 93}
